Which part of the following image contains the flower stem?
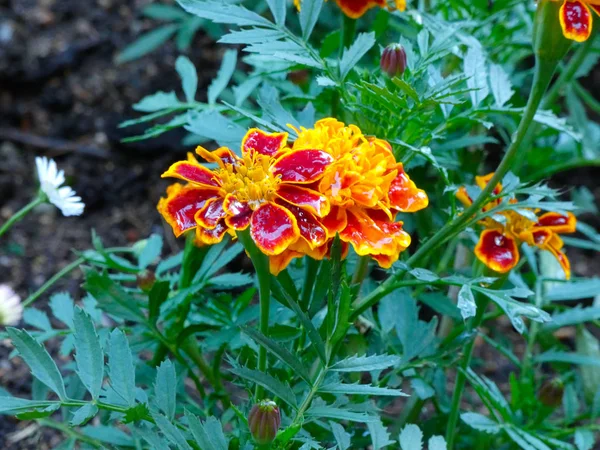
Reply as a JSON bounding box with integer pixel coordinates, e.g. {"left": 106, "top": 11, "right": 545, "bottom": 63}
{"left": 351, "top": 55, "right": 558, "bottom": 319}
{"left": 0, "top": 193, "right": 45, "bottom": 238}
{"left": 237, "top": 229, "right": 271, "bottom": 400}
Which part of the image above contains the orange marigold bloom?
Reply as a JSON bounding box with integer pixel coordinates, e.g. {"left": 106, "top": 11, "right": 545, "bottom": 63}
{"left": 457, "top": 173, "right": 576, "bottom": 278}
{"left": 270, "top": 118, "right": 428, "bottom": 272}
{"left": 550, "top": 0, "right": 600, "bottom": 42}
{"left": 158, "top": 129, "right": 333, "bottom": 257}
{"left": 294, "top": 0, "right": 406, "bottom": 19}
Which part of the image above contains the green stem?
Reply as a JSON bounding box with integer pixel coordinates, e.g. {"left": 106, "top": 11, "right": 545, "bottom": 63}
{"left": 38, "top": 418, "right": 103, "bottom": 448}
{"left": 289, "top": 366, "right": 327, "bottom": 429}
{"left": 22, "top": 247, "right": 135, "bottom": 308}
{"left": 0, "top": 193, "right": 45, "bottom": 238}
{"left": 351, "top": 255, "right": 370, "bottom": 286}
{"left": 445, "top": 296, "right": 490, "bottom": 449}
{"left": 341, "top": 15, "right": 357, "bottom": 52}
{"left": 237, "top": 230, "right": 271, "bottom": 400}
{"left": 574, "top": 80, "right": 600, "bottom": 114}
{"left": 351, "top": 55, "right": 558, "bottom": 319}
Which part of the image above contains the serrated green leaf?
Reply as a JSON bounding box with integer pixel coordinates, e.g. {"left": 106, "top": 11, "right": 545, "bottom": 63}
{"left": 185, "top": 411, "right": 229, "bottom": 450}
{"left": 460, "top": 412, "right": 501, "bottom": 434}
{"left": 7, "top": 328, "right": 67, "bottom": 400}
{"left": 457, "top": 285, "right": 476, "bottom": 320}
{"left": 464, "top": 46, "right": 489, "bottom": 107}
{"left": 23, "top": 309, "right": 52, "bottom": 331}
{"left": 242, "top": 327, "right": 312, "bottom": 384}
{"left": 535, "top": 350, "right": 600, "bottom": 367}
{"left": 219, "top": 28, "right": 286, "bottom": 45}
{"left": 399, "top": 424, "right": 423, "bottom": 450}
{"left": 70, "top": 404, "right": 98, "bottom": 426}
{"left": 229, "top": 366, "right": 297, "bottom": 409}
{"left": 428, "top": 436, "right": 447, "bottom": 450}
{"left": 306, "top": 405, "right": 377, "bottom": 422}
{"left": 368, "top": 418, "right": 395, "bottom": 449}
{"left": 209, "top": 273, "right": 253, "bottom": 288}
{"left": 319, "top": 382, "right": 407, "bottom": 397}
{"left": 73, "top": 307, "right": 104, "bottom": 400}
{"left": 142, "top": 4, "right": 189, "bottom": 21}
{"left": 575, "top": 429, "right": 595, "bottom": 450}
{"left": 137, "top": 234, "right": 163, "bottom": 269}
{"left": 15, "top": 403, "right": 60, "bottom": 420}
{"left": 108, "top": 329, "right": 136, "bottom": 407}
{"left": 209, "top": 49, "right": 238, "bottom": 105}
{"left": 133, "top": 90, "right": 181, "bottom": 112}
{"left": 489, "top": 63, "right": 514, "bottom": 107}
{"left": 81, "top": 425, "right": 134, "bottom": 446}
{"left": 340, "top": 32, "right": 375, "bottom": 80}
{"left": 177, "top": 0, "right": 273, "bottom": 27}
{"left": 154, "top": 360, "right": 177, "bottom": 420}
{"left": 266, "top": 0, "right": 286, "bottom": 26}
{"left": 330, "top": 421, "right": 351, "bottom": 450}
{"left": 545, "top": 279, "right": 600, "bottom": 302}
{"left": 330, "top": 354, "right": 402, "bottom": 372}
{"left": 299, "top": 0, "right": 323, "bottom": 40}
{"left": 117, "top": 25, "right": 179, "bottom": 64}
{"left": 0, "top": 396, "right": 58, "bottom": 414}
{"left": 175, "top": 55, "right": 198, "bottom": 103}
{"left": 152, "top": 412, "right": 192, "bottom": 450}
{"left": 49, "top": 292, "right": 75, "bottom": 328}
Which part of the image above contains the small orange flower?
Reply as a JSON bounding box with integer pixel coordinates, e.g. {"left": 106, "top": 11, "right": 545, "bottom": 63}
{"left": 457, "top": 173, "right": 576, "bottom": 278}
{"left": 270, "top": 118, "right": 428, "bottom": 272}
{"left": 158, "top": 129, "right": 333, "bottom": 257}
{"left": 294, "top": 0, "right": 406, "bottom": 18}
{"left": 551, "top": 0, "right": 600, "bottom": 42}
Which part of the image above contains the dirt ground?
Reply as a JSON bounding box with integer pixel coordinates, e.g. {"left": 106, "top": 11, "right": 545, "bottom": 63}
{"left": 0, "top": 0, "right": 598, "bottom": 448}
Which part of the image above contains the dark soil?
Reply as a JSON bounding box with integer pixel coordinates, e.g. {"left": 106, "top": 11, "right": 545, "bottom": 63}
{"left": 0, "top": 0, "right": 598, "bottom": 448}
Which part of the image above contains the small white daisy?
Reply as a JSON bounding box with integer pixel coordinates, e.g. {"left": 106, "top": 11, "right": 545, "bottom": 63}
{"left": 35, "top": 157, "right": 85, "bottom": 217}
{"left": 0, "top": 285, "right": 23, "bottom": 326}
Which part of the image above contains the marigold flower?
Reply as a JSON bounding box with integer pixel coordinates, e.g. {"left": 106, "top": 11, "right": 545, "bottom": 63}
{"left": 294, "top": 0, "right": 406, "bottom": 18}
{"left": 550, "top": 0, "right": 600, "bottom": 42}
{"left": 36, "top": 157, "right": 84, "bottom": 217}
{"left": 158, "top": 129, "right": 333, "bottom": 257}
{"left": 0, "top": 285, "right": 23, "bottom": 326}
{"left": 457, "top": 173, "right": 576, "bottom": 278}
{"left": 270, "top": 118, "right": 428, "bottom": 272}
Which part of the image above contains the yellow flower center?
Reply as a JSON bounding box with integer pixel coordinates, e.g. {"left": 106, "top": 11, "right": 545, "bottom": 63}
{"left": 484, "top": 210, "right": 537, "bottom": 238}
{"left": 217, "top": 152, "right": 280, "bottom": 208}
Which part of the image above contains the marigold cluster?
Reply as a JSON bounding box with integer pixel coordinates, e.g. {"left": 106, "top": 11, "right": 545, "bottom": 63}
{"left": 158, "top": 119, "right": 428, "bottom": 274}
{"left": 457, "top": 173, "right": 576, "bottom": 279}
{"left": 294, "top": 0, "right": 406, "bottom": 19}
{"left": 551, "top": 0, "right": 600, "bottom": 42}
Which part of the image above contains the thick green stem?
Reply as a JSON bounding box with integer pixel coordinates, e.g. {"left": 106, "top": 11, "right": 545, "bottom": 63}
{"left": 237, "top": 229, "right": 271, "bottom": 400}
{"left": 0, "top": 193, "right": 45, "bottom": 238}
{"left": 351, "top": 255, "right": 370, "bottom": 286}
{"left": 351, "top": 56, "right": 558, "bottom": 319}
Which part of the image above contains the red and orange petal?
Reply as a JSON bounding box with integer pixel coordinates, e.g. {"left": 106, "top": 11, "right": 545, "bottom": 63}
{"left": 474, "top": 229, "right": 520, "bottom": 274}
{"left": 389, "top": 169, "right": 429, "bottom": 212}
{"left": 250, "top": 202, "right": 300, "bottom": 255}
{"left": 559, "top": 0, "right": 593, "bottom": 42}
{"left": 475, "top": 173, "right": 502, "bottom": 194}
{"left": 223, "top": 195, "right": 252, "bottom": 230}
{"left": 162, "top": 154, "right": 220, "bottom": 188}
{"left": 196, "top": 221, "right": 229, "bottom": 246}
{"left": 242, "top": 129, "right": 288, "bottom": 157}
{"left": 456, "top": 186, "right": 473, "bottom": 207}
{"left": 195, "top": 197, "right": 226, "bottom": 230}
{"left": 276, "top": 185, "right": 330, "bottom": 217}
{"left": 335, "top": 0, "right": 386, "bottom": 18}
{"left": 269, "top": 249, "right": 304, "bottom": 276}
{"left": 321, "top": 206, "right": 348, "bottom": 236}
{"left": 547, "top": 246, "right": 572, "bottom": 279}
{"left": 158, "top": 184, "right": 218, "bottom": 237}
{"left": 535, "top": 211, "right": 577, "bottom": 234}
{"left": 284, "top": 203, "right": 329, "bottom": 250}
{"left": 272, "top": 150, "right": 333, "bottom": 183}
{"left": 196, "top": 146, "right": 238, "bottom": 167}
{"left": 340, "top": 208, "right": 411, "bottom": 261}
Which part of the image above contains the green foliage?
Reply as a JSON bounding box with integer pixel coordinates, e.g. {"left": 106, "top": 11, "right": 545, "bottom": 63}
{"left": 2, "top": 0, "right": 599, "bottom": 449}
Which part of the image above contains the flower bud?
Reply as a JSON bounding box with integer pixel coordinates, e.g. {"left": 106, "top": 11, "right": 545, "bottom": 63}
{"left": 380, "top": 44, "right": 407, "bottom": 77}
{"left": 538, "top": 378, "right": 564, "bottom": 407}
{"left": 533, "top": 0, "right": 571, "bottom": 63}
{"left": 136, "top": 270, "right": 156, "bottom": 293}
{"left": 248, "top": 400, "right": 281, "bottom": 445}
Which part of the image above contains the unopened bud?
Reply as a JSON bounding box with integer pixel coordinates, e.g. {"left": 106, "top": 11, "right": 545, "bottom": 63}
{"left": 380, "top": 44, "right": 407, "bottom": 77}
{"left": 533, "top": 0, "right": 571, "bottom": 63}
{"left": 248, "top": 400, "right": 281, "bottom": 445}
{"left": 539, "top": 378, "right": 564, "bottom": 407}
{"left": 136, "top": 270, "right": 156, "bottom": 293}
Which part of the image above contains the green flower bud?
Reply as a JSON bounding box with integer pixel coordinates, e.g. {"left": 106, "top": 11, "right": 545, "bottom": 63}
{"left": 380, "top": 44, "right": 407, "bottom": 77}
{"left": 248, "top": 400, "right": 281, "bottom": 445}
{"left": 533, "top": 0, "right": 572, "bottom": 63}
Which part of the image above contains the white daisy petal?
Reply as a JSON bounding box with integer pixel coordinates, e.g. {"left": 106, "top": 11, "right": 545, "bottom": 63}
{"left": 35, "top": 157, "right": 85, "bottom": 217}
{"left": 0, "top": 285, "right": 23, "bottom": 326}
